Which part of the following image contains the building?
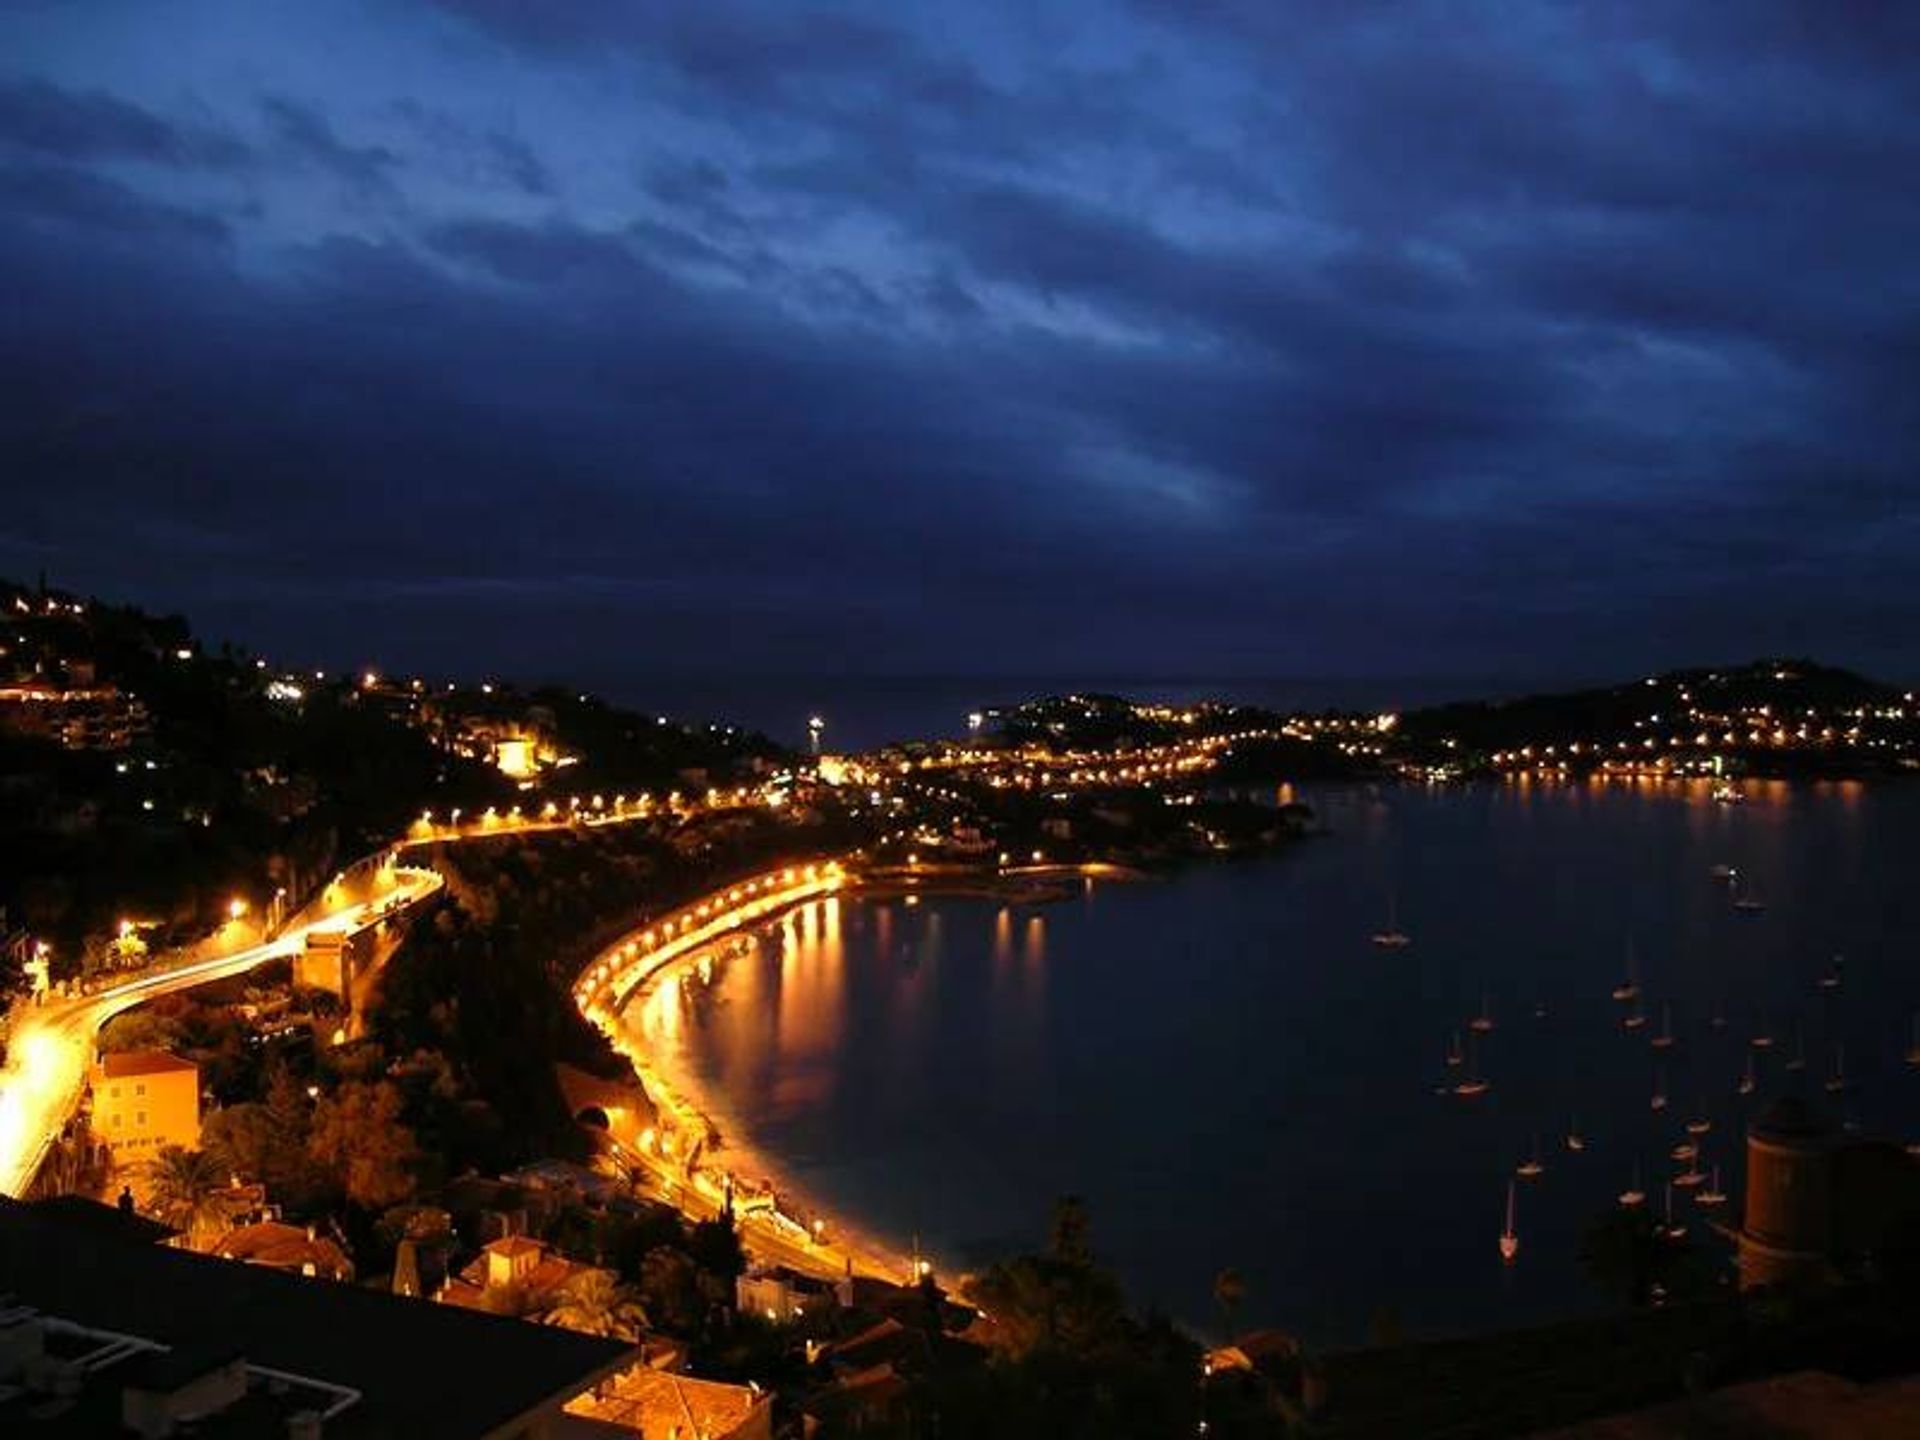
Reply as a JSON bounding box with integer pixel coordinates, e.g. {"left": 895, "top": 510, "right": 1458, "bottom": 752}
{"left": 0, "top": 683, "right": 151, "bottom": 752}
{"left": 736, "top": 1265, "right": 847, "bottom": 1324}
{"left": 564, "top": 1366, "right": 773, "bottom": 1440}
{"left": 1738, "top": 1095, "right": 1920, "bottom": 1291}
{"left": 0, "top": 1195, "right": 637, "bottom": 1438}
{"left": 439, "top": 1235, "right": 598, "bottom": 1312}
{"left": 211, "top": 1221, "right": 355, "bottom": 1282}
{"left": 89, "top": 1051, "right": 200, "bottom": 1165}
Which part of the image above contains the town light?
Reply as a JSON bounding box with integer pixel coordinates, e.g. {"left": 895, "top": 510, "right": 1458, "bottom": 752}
{"left": 228, "top": 898, "right": 248, "bottom": 920}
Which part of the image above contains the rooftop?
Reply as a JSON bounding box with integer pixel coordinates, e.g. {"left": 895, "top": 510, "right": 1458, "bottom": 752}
{"left": 0, "top": 1196, "right": 633, "bottom": 1438}
{"left": 94, "top": 1050, "right": 198, "bottom": 1080}
{"left": 563, "top": 1365, "right": 769, "bottom": 1439}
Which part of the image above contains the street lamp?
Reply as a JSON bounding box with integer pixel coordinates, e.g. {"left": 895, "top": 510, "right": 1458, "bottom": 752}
{"left": 808, "top": 715, "right": 825, "bottom": 757}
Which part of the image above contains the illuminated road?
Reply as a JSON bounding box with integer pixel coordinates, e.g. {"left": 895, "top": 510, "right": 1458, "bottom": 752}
{"left": 573, "top": 863, "right": 927, "bottom": 1284}
{"left": 0, "top": 864, "right": 442, "bottom": 1198}
{"left": 397, "top": 783, "right": 781, "bottom": 849}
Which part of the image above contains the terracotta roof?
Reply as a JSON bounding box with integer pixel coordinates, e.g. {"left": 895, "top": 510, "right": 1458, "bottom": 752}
{"left": 565, "top": 1365, "right": 768, "bottom": 1439}
{"left": 211, "top": 1221, "right": 353, "bottom": 1280}
{"left": 97, "top": 1049, "right": 198, "bottom": 1079}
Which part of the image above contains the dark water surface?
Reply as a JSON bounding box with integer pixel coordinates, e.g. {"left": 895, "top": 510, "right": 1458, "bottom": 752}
{"left": 635, "top": 778, "right": 1920, "bottom": 1344}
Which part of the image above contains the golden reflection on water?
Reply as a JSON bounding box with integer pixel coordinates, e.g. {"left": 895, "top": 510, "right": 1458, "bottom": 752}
{"left": 775, "top": 898, "right": 844, "bottom": 1068}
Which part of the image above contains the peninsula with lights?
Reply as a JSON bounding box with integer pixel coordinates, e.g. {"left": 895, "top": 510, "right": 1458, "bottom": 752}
{"left": 5, "top": 575, "right": 1920, "bottom": 1437}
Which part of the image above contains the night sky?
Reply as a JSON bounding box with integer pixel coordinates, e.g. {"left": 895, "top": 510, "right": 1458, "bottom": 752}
{"left": 4, "top": 4, "right": 1918, "bottom": 697}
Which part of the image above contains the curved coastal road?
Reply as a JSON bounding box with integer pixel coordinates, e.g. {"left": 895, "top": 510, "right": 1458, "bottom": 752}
{"left": 0, "top": 865, "right": 442, "bottom": 1197}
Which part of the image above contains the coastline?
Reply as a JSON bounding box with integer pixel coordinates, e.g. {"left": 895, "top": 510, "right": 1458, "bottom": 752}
{"left": 579, "top": 860, "right": 1157, "bottom": 1293}
{"left": 576, "top": 864, "right": 930, "bottom": 1288}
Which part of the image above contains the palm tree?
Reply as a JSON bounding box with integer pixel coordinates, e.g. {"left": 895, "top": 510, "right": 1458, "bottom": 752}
{"left": 544, "top": 1268, "right": 648, "bottom": 1341}
{"left": 145, "top": 1145, "right": 228, "bottom": 1249}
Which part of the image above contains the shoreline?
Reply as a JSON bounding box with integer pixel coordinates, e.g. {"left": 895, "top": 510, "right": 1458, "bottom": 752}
{"left": 579, "top": 860, "right": 1155, "bottom": 1292}
{"left": 577, "top": 863, "right": 930, "bottom": 1288}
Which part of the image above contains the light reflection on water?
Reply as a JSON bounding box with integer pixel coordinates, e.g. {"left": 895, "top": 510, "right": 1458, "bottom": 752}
{"left": 637, "top": 778, "right": 1920, "bottom": 1344}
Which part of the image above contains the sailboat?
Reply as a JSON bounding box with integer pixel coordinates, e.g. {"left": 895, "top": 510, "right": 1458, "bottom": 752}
{"left": 1370, "top": 892, "right": 1411, "bottom": 948}
{"left": 1565, "top": 1115, "right": 1586, "bottom": 1152}
{"left": 1684, "top": 1110, "right": 1712, "bottom": 1137}
{"left": 1738, "top": 1051, "right": 1758, "bottom": 1096}
{"left": 1696, "top": 1166, "right": 1727, "bottom": 1208}
{"left": 1674, "top": 1146, "right": 1707, "bottom": 1189}
{"left": 1469, "top": 991, "right": 1496, "bottom": 1034}
{"left": 1817, "top": 957, "right": 1842, "bottom": 991}
{"left": 1623, "top": 995, "right": 1648, "bottom": 1031}
{"left": 1499, "top": 1182, "right": 1520, "bottom": 1264}
{"left": 1517, "top": 1134, "right": 1545, "bottom": 1180}
{"left": 1612, "top": 941, "right": 1641, "bottom": 1003}
{"left": 1453, "top": 1033, "right": 1491, "bottom": 1097}
{"left": 1651, "top": 1064, "right": 1668, "bottom": 1111}
{"left": 1445, "top": 1030, "right": 1464, "bottom": 1069}
{"left": 1619, "top": 1162, "right": 1646, "bottom": 1208}
{"left": 1650, "top": 1002, "right": 1675, "bottom": 1050}
{"left": 1785, "top": 1025, "right": 1807, "bottom": 1074}
{"left": 1669, "top": 1141, "right": 1697, "bottom": 1163}
{"left": 1825, "top": 1043, "right": 1848, "bottom": 1095}
{"left": 1731, "top": 874, "right": 1766, "bottom": 913}
{"left": 1708, "top": 862, "right": 1737, "bottom": 880}
{"left": 1661, "top": 1182, "right": 1688, "bottom": 1240}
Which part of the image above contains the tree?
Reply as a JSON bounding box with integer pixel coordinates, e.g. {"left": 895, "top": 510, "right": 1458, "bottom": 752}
{"left": 689, "top": 1207, "right": 745, "bottom": 1285}
{"left": 1213, "top": 1267, "right": 1247, "bottom": 1337}
{"left": 99, "top": 1007, "right": 182, "bottom": 1054}
{"left": 308, "top": 1080, "right": 419, "bottom": 1209}
{"left": 637, "top": 1246, "right": 704, "bottom": 1334}
{"left": 971, "top": 1253, "right": 1128, "bottom": 1362}
{"left": 545, "top": 1267, "right": 649, "bottom": 1341}
{"left": 203, "top": 1103, "right": 281, "bottom": 1183}
{"left": 1052, "top": 1194, "right": 1092, "bottom": 1267}
{"left": 145, "top": 1145, "right": 228, "bottom": 1249}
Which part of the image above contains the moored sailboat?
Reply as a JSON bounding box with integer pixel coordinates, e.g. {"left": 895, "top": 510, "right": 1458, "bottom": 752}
{"left": 1612, "top": 940, "right": 1641, "bottom": 1003}
{"left": 1370, "top": 891, "right": 1411, "bottom": 948}
{"left": 1650, "top": 1002, "right": 1674, "bottom": 1050}
{"left": 1824, "top": 1042, "right": 1848, "bottom": 1095}
{"left": 1696, "top": 1166, "right": 1727, "bottom": 1208}
{"left": 1517, "top": 1134, "right": 1545, "bottom": 1180}
{"left": 1618, "top": 1162, "right": 1646, "bottom": 1208}
{"left": 1469, "top": 991, "right": 1496, "bottom": 1034}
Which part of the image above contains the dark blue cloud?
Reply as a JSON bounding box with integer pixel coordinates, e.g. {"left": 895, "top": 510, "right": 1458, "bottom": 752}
{"left": 1, "top": 1, "right": 1917, "bottom": 692}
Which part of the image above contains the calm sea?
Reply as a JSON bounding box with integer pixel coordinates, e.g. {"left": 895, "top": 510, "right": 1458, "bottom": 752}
{"left": 630, "top": 777, "right": 1920, "bottom": 1345}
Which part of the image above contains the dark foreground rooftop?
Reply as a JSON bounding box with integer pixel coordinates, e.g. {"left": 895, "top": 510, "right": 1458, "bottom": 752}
{"left": 0, "top": 1196, "right": 633, "bottom": 1438}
